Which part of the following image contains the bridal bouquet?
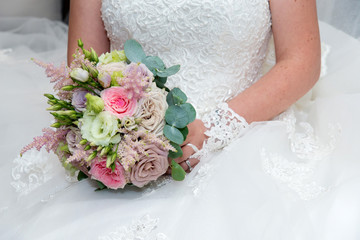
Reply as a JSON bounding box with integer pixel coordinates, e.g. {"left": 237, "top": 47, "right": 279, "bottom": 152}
{"left": 21, "top": 39, "right": 195, "bottom": 190}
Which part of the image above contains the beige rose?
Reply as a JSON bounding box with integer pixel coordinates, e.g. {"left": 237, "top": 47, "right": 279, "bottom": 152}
{"left": 130, "top": 144, "right": 169, "bottom": 187}
{"left": 135, "top": 84, "right": 167, "bottom": 136}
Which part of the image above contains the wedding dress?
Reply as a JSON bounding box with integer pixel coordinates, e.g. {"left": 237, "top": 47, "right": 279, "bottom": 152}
{"left": 1, "top": 0, "right": 360, "bottom": 239}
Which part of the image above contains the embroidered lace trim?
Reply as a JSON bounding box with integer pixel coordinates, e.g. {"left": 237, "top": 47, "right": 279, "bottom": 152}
{"left": 11, "top": 149, "right": 56, "bottom": 197}
{"left": 194, "top": 102, "right": 249, "bottom": 159}
{"left": 262, "top": 108, "right": 340, "bottom": 200}
{"left": 98, "top": 215, "right": 168, "bottom": 240}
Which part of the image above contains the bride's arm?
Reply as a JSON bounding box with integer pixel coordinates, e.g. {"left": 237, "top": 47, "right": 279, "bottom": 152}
{"left": 228, "top": 0, "right": 321, "bottom": 122}
{"left": 177, "top": 0, "right": 321, "bottom": 170}
{"left": 67, "top": 0, "right": 110, "bottom": 65}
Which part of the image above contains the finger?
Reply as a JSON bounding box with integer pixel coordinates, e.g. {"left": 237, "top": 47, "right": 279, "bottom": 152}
{"left": 179, "top": 158, "right": 200, "bottom": 173}
{"left": 174, "top": 145, "right": 196, "bottom": 163}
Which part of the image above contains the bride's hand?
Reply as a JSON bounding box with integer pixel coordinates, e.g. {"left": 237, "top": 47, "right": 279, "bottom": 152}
{"left": 172, "top": 119, "right": 207, "bottom": 172}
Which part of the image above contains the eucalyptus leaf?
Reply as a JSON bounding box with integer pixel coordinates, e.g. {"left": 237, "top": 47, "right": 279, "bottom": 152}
{"left": 77, "top": 171, "right": 88, "bottom": 181}
{"left": 163, "top": 125, "right": 184, "bottom": 145}
{"left": 180, "top": 103, "right": 196, "bottom": 123}
{"left": 124, "top": 39, "right": 146, "bottom": 63}
{"left": 168, "top": 142, "right": 183, "bottom": 159}
{"left": 155, "top": 80, "right": 170, "bottom": 92}
{"left": 166, "top": 88, "right": 187, "bottom": 106}
{"left": 166, "top": 91, "right": 175, "bottom": 106}
{"left": 142, "top": 56, "right": 165, "bottom": 71}
{"left": 179, "top": 126, "right": 189, "bottom": 140}
{"left": 171, "top": 160, "right": 186, "bottom": 181}
{"left": 156, "top": 65, "right": 180, "bottom": 77}
{"left": 156, "top": 76, "right": 167, "bottom": 84}
{"left": 165, "top": 105, "right": 189, "bottom": 129}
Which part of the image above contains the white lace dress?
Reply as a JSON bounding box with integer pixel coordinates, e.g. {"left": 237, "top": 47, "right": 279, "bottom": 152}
{"left": 1, "top": 1, "right": 360, "bottom": 239}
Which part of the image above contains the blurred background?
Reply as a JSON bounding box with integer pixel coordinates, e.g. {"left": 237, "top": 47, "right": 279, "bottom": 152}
{"left": 0, "top": 0, "right": 70, "bottom": 23}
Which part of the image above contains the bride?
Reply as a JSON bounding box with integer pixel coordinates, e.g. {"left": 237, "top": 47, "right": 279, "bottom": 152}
{"left": 1, "top": 0, "right": 360, "bottom": 239}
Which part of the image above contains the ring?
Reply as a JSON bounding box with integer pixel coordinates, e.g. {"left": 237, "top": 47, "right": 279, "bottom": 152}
{"left": 186, "top": 143, "right": 199, "bottom": 153}
{"left": 185, "top": 159, "right": 193, "bottom": 172}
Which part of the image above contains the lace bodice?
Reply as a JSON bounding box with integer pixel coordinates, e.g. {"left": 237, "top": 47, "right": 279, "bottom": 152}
{"left": 101, "top": 0, "right": 272, "bottom": 117}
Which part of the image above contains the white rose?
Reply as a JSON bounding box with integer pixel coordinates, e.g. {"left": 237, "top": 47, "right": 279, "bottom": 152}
{"left": 80, "top": 111, "right": 121, "bottom": 146}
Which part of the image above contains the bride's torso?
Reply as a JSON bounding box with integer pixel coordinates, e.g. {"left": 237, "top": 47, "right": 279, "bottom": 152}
{"left": 101, "top": 0, "right": 272, "bottom": 117}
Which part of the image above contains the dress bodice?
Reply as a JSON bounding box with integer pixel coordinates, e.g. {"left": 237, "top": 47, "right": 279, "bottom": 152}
{"left": 101, "top": 0, "right": 272, "bottom": 117}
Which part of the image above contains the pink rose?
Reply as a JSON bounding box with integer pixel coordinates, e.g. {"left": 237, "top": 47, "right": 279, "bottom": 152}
{"left": 130, "top": 144, "right": 169, "bottom": 188}
{"left": 101, "top": 87, "right": 137, "bottom": 119}
{"left": 89, "top": 158, "right": 127, "bottom": 189}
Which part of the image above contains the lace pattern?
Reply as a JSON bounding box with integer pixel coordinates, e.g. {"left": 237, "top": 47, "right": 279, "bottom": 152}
{"left": 187, "top": 163, "right": 215, "bottom": 197}
{"left": 262, "top": 108, "right": 340, "bottom": 200}
{"left": 98, "top": 215, "right": 168, "bottom": 240}
{"left": 194, "top": 102, "right": 249, "bottom": 159}
{"left": 101, "top": 0, "right": 272, "bottom": 118}
{"left": 11, "top": 149, "right": 56, "bottom": 196}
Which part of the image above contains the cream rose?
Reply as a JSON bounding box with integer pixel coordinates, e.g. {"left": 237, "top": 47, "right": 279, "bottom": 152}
{"left": 135, "top": 84, "right": 167, "bottom": 136}
{"left": 130, "top": 144, "right": 169, "bottom": 187}
{"left": 97, "top": 62, "right": 127, "bottom": 88}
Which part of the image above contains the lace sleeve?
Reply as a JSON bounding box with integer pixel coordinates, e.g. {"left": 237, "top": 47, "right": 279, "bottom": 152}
{"left": 194, "top": 102, "right": 249, "bottom": 159}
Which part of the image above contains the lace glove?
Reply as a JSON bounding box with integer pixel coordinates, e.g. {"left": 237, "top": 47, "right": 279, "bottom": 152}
{"left": 193, "top": 102, "right": 249, "bottom": 159}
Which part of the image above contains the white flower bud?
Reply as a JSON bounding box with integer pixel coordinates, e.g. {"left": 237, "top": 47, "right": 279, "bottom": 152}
{"left": 70, "top": 68, "right": 89, "bottom": 82}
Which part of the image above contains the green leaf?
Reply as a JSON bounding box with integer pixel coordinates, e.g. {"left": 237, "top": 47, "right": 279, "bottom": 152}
{"left": 156, "top": 65, "right": 180, "bottom": 77}
{"left": 95, "top": 181, "right": 108, "bottom": 191}
{"left": 163, "top": 125, "right": 184, "bottom": 145}
{"left": 165, "top": 105, "right": 189, "bottom": 129}
{"left": 124, "top": 39, "right": 146, "bottom": 63}
{"left": 155, "top": 80, "right": 170, "bottom": 92}
{"left": 180, "top": 103, "right": 196, "bottom": 124}
{"left": 77, "top": 171, "right": 88, "bottom": 181}
{"left": 155, "top": 76, "right": 167, "bottom": 84}
{"left": 179, "top": 126, "right": 189, "bottom": 140}
{"left": 142, "top": 56, "right": 166, "bottom": 72}
{"left": 168, "top": 142, "right": 183, "bottom": 159}
{"left": 154, "top": 76, "right": 168, "bottom": 90}
{"left": 171, "top": 160, "right": 186, "bottom": 181}
{"left": 166, "top": 88, "right": 187, "bottom": 106}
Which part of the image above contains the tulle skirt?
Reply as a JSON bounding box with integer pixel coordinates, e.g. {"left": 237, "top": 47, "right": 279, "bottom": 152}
{"left": 1, "top": 18, "right": 360, "bottom": 240}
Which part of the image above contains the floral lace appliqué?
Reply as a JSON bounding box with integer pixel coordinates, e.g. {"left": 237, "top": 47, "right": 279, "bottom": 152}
{"left": 194, "top": 102, "right": 249, "bottom": 159}
{"left": 98, "top": 215, "right": 168, "bottom": 240}
{"left": 262, "top": 108, "right": 340, "bottom": 200}
{"left": 187, "top": 163, "right": 215, "bottom": 197}
{"left": 11, "top": 148, "right": 56, "bottom": 196}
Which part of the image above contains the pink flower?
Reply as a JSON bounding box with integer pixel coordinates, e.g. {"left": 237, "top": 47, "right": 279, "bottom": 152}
{"left": 101, "top": 87, "right": 138, "bottom": 119}
{"left": 89, "top": 158, "right": 127, "bottom": 189}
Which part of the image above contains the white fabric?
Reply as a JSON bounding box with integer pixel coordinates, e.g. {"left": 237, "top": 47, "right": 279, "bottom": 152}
{"left": 1, "top": 1, "right": 360, "bottom": 239}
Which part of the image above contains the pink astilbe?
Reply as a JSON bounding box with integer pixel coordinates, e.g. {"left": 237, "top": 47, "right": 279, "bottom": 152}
{"left": 66, "top": 147, "right": 90, "bottom": 165}
{"left": 69, "top": 50, "right": 93, "bottom": 70}
{"left": 32, "top": 58, "right": 73, "bottom": 100}
{"left": 20, "top": 127, "right": 70, "bottom": 156}
{"left": 119, "top": 63, "right": 154, "bottom": 100}
{"left": 117, "top": 129, "right": 175, "bottom": 171}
